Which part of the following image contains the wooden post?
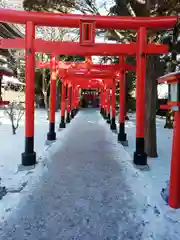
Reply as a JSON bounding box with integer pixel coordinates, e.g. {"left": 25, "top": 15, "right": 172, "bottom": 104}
{"left": 21, "top": 21, "right": 36, "bottom": 166}
{"left": 133, "top": 27, "right": 147, "bottom": 166}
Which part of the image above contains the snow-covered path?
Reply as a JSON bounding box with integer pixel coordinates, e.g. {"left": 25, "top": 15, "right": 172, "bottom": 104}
{"left": 1, "top": 109, "right": 180, "bottom": 240}
{"left": 0, "top": 109, "right": 146, "bottom": 240}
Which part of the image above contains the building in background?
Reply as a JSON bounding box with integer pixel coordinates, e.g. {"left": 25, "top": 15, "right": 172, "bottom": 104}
{"left": 0, "top": 22, "right": 24, "bottom": 102}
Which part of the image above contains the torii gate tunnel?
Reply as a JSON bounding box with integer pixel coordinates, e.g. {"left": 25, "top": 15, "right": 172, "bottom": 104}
{"left": 0, "top": 9, "right": 178, "bottom": 181}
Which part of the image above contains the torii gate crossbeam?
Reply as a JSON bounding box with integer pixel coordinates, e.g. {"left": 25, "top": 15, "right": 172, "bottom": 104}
{"left": 0, "top": 39, "right": 169, "bottom": 56}
{"left": 0, "top": 8, "right": 177, "bottom": 29}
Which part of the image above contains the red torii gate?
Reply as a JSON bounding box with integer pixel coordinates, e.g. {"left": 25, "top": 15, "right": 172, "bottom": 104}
{"left": 0, "top": 8, "right": 177, "bottom": 170}
{"left": 37, "top": 56, "right": 118, "bottom": 133}
{"left": 58, "top": 58, "right": 135, "bottom": 143}
{"left": 37, "top": 56, "right": 129, "bottom": 136}
{"left": 36, "top": 56, "right": 118, "bottom": 139}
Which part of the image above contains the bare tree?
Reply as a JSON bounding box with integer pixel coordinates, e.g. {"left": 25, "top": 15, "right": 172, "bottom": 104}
{"left": 36, "top": 26, "right": 78, "bottom": 119}
{"left": 4, "top": 101, "right": 25, "bottom": 135}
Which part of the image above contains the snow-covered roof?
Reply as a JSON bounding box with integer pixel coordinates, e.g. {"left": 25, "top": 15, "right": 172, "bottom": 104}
{"left": 2, "top": 75, "right": 25, "bottom": 85}
{"left": 159, "top": 71, "right": 180, "bottom": 79}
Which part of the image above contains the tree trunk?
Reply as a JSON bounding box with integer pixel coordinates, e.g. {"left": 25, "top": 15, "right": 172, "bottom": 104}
{"left": 145, "top": 56, "right": 164, "bottom": 158}
{"left": 42, "top": 68, "right": 49, "bottom": 119}
{"left": 12, "top": 125, "right": 16, "bottom": 135}
{"left": 0, "top": 76, "right": 2, "bottom": 100}
{"left": 44, "top": 92, "right": 49, "bottom": 119}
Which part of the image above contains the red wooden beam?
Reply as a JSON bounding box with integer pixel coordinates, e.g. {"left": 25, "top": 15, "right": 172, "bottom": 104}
{"left": 160, "top": 105, "right": 170, "bottom": 110}
{"left": 0, "top": 9, "right": 177, "bottom": 30}
{"left": 66, "top": 68, "right": 117, "bottom": 76}
{"left": 37, "top": 60, "right": 136, "bottom": 72}
{"left": 60, "top": 71, "right": 117, "bottom": 79}
{"left": 66, "top": 78, "right": 113, "bottom": 88}
{"left": 146, "top": 44, "right": 169, "bottom": 54}
{"left": 67, "top": 79, "right": 102, "bottom": 88}
{"left": 158, "top": 72, "right": 180, "bottom": 84}
{"left": 0, "top": 39, "right": 136, "bottom": 55}
{"left": 124, "top": 63, "right": 136, "bottom": 72}
{"left": 79, "top": 63, "right": 136, "bottom": 72}
{"left": 37, "top": 60, "right": 137, "bottom": 77}
{"left": 78, "top": 83, "right": 101, "bottom": 88}
{"left": 0, "top": 38, "right": 169, "bottom": 56}
{"left": 36, "top": 61, "right": 50, "bottom": 68}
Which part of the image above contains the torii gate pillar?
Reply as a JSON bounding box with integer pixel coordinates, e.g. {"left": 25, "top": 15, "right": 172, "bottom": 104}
{"left": 59, "top": 82, "right": 66, "bottom": 128}
{"left": 71, "top": 85, "right": 75, "bottom": 118}
{"left": 100, "top": 89, "right": 104, "bottom": 116}
{"left": 21, "top": 21, "right": 36, "bottom": 166}
{"left": 110, "top": 79, "right": 117, "bottom": 131}
{"left": 133, "top": 27, "right": 147, "bottom": 166}
{"left": 66, "top": 85, "right": 71, "bottom": 123}
{"left": 106, "top": 88, "right": 111, "bottom": 124}
{"left": 47, "top": 55, "right": 57, "bottom": 141}
{"left": 118, "top": 61, "right": 128, "bottom": 146}
{"left": 75, "top": 87, "right": 80, "bottom": 114}
{"left": 103, "top": 88, "right": 107, "bottom": 119}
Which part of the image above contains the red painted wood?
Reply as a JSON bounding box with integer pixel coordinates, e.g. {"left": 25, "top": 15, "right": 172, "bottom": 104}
{"left": 169, "top": 111, "right": 180, "bottom": 208}
{"left": 25, "top": 21, "right": 35, "bottom": 138}
{"left": 0, "top": 9, "right": 177, "bottom": 29}
{"left": 0, "top": 39, "right": 169, "bottom": 56}
{"left": 136, "top": 27, "right": 146, "bottom": 138}
{"left": 119, "top": 57, "right": 125, "bottom": 123}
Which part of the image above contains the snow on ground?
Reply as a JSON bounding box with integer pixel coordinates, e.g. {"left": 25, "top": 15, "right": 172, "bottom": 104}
{"left": 125, "top": 113, "right": 173, "bottom": 192}
{"left": 0, "top": 108, "right": 74, "bottom": 223}
{"left": 0, "top": 108, "right": 180, "bottom": 238}
{"left": 105, "top": 112, "right": 180, "bottom": 239}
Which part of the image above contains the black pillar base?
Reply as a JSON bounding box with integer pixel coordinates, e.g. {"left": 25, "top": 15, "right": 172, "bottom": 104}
{"left": 21, "top": 137, "right": 36, "bottom": 166}
{"left": 21, "top": 152, "right": 36, "bottom": 166}
{"left": 133, "top": 152, "right": 147, "bottom": 166}
{"left": 47, "top": 122, "right": 56, "bottom": 141}
{"left": 101, "top": 108, "right": 105, "bottom": 117}
{"left": 103, "top": 110, "right": 106, "bottom": 119}
{"left": 133, "top": 138, "right": 147, "bottom": 166}
{"left": 71, "top": 110, "right": 75, "bottom": 119}
{"left": 106, "top": 113, "right": 111, "bottom": 124}
{"left": 117, "top": 123, "right": 128, "bottom": 145}
{"left": 47, "top": 131, "right": 56, "bottom": 141}
{"left": 103, "top": 111, "right": 107, "bottom": 119}
{"left": 66, "top": 112, "right": 71, "bottom": 123}
{"left": 110, "top": 117, "right": 117, "bottom": 131}
{"left": 59, "top": 116, "right": 66, "bottom": 128}
{"left": 74, "top": 108, "right": 78, "bottom": 115}
{"left": 100, "top": 108, "right": 103, "bottom": 115}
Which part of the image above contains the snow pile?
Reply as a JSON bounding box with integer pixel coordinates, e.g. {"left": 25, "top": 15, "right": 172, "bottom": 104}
{"left": 2, "top": 76, "right": 25, "bottom": 85}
